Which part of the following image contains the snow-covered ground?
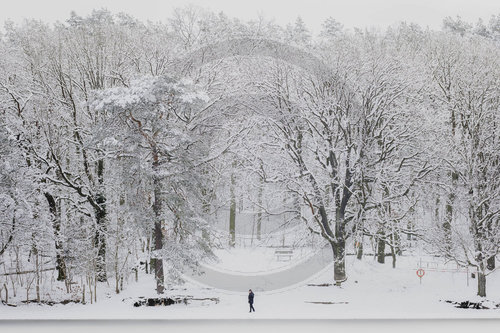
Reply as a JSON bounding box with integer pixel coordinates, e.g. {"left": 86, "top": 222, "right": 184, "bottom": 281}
{"left": 1, "top": 249, "right": 500, "bottom": 319}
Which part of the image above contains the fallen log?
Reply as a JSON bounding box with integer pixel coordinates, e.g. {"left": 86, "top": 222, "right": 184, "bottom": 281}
{"left": 132, "top": 296, "right": 220, "bottom": 307}
{"left": 306, "top": 283, "right": 332, "bottom": 287}
{"left": 191, "top": 297, "right": 220, "bottom": 304}
{"left": 305, "top": 301, "right": 349, "bottom": 305}
{"left": 443, "top": 300, "right": 500, "bottom": 309}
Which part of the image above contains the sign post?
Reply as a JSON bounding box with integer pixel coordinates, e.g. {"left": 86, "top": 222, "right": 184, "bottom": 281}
{"left": 416, "top": 268, "right": 425, "bottom": 284}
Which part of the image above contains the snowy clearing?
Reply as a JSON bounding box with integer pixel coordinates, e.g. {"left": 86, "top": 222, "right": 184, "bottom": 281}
{"left": 2, "top": 252, "right": 500, "bottom": 320}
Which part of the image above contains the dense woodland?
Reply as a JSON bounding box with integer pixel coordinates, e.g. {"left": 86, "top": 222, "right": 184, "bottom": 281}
{"left": 0, "top": 8, "right": 499, "bottom": 304}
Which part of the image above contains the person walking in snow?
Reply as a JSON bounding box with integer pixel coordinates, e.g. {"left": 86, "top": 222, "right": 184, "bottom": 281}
{"left": 248, "top": 289, "right": 255, "bottom": 312}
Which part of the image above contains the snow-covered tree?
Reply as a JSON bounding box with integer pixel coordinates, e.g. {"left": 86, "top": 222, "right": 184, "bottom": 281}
{"left": 93, "top": 75, "right": 214, "bottom": 293}
{"left": 425, "top": 33, "right": 500, "bottom": 296}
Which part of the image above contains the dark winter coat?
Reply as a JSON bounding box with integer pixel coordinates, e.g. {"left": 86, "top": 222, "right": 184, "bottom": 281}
{"left": 248, "top": 292, "right": 254, "bottom": 304}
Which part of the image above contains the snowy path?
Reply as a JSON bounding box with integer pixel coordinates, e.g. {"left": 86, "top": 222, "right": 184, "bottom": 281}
{"left": 182, "top": 243, "right": 333, "bottom": 291}
{"left": 2, "top": 255, "right": 500, "bottom": 320}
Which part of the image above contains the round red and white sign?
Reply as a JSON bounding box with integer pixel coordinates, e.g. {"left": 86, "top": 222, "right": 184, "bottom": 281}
{"left": 416, "top": 268, "right": 425, "bottom": 277}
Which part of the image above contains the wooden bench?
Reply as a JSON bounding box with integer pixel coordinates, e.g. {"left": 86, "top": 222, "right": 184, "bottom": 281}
{"left": 275, "top": 249, "right": 293, "bottom": 262}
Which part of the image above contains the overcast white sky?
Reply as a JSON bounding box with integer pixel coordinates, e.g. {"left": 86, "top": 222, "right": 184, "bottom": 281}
{"left": 0, "top": 0, "right": 499, "bottom": 34}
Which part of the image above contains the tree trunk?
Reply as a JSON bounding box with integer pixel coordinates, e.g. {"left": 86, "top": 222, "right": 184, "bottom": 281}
{"left": 0, "top": 212, "right": 15, "bottom": 257}
{"left": 389, "top": 232, "right": 397, "bottom": 268}
{"left": 393, "top": 232, "right": 402, "bottom": 256}
{"left": 94, "top": 196, "right": 107, "bottom": 282}
{"left": 477, "top": 270, "right": 486, "bottom": 297}
{"left": 390, "top": 244, "right": 396, "bottom": 268}
{"left": 333, "top": 214, "right": 346, "bottom": 285}
{"left": 229, "top": 172, "right": 236, "bottom": 247}
{"left": 377, "top": 233, "right": 385, "bottom": 264}
{"left": 115, "top": 247, "right": 120, "bottom": 294}
{"left": 356, "top": 216, "right": 365, "bottom": 260}
{"left": 434, "top": 196, "right": 440, "bottom": 226}
{"left": 200, "top": 180, "right": 212, "bottom": 243}
{"left": 94, "top": 159, "right": 107, "bottom": 282}
{"left": 201, "top": 200, "right": 210, "bottom": 243}
{"left": 256, "top": 182, "right": 263, "bottom": 241}
{"left": 145, "top": 237, "right": 150, "bottom": 274}
{"left": 152, "top": 148, "right": 164, "bottom": 295}
{"left": 331, "top": 241, "right": 346, "bottom": 285}
{"left": 82, "top": 282, "right": 85, "bottom": 304}
{"left": 115, "top": 195, "right": 124, "bottom": 294}
{"left": 487, "top": 256, "right": 495, "bottom": 270}
{"left": 379, "top": 186, "right": 389, "bottom": 264}
{"left": 443, "top": 172, "right": 458, "bottom": 253}
{"left": 356, "top": 238, "right": 363, "bottom": 260}
{"left": 443, "top": 200, "right": 452, "bottom": 251}
{"left": 34, "top": 249, "right": 40, "bottom": 303}
{"left": 44, "top": 192, "right": 66, "bottom": 282}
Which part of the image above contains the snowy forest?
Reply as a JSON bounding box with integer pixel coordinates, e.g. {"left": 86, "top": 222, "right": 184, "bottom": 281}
{"left": 1, "top": 7, "right": 500, "bottom": 314}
